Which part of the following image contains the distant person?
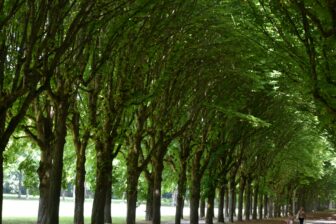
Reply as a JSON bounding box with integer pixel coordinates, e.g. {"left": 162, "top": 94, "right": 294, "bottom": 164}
{"left": 296, "top": 207, "right": 306, "bottom": 224}
{"left": 286, "top": 212, "right": 294, "bottom": 224}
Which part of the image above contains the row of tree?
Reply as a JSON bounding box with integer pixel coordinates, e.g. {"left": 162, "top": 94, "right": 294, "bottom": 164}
{"left": 1, "top": 0, "right": 336, "bottom": 224}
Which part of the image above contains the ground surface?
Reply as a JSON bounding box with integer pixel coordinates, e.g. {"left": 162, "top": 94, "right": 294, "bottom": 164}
{"left": 305, "top": 211, "right": 336, "bottom": 224}
{"left": 3, "top": 198, "right": 336, "bottom": 223}
{"left": 3, "top": 198, "right": 188, "bottom": 218}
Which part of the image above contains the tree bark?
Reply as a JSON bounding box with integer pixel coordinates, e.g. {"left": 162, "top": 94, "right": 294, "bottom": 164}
{"left": 152, "top": 147, "right": 165, "bottom": 224}
{"left": 238, "top": 176, "right": 246, "bottom": 221}
{"left": 269, "top": 197, "right": 274, "bottom": 218}
{"left": 145, "top": 178, "right": 154, "bottom": 221}
{"left": 72, "top": 112, "right": 89, "bottom": 224}
{"left": 245, "top": 178, "right": 252, "bottom": 221}
{"left": 126, "top": 156, "right": 141, "bottom": 224}
{"left": 252, "top": 184, "right": 259, "bottom": 219}
{"left": 206, "top": 191, "right": 215, "bottom": 224}
{"left": 292, "top": 190, "right": 296, "bottom": 216}
{"left": 200, "top": 198, "right": 206, "bottom": 218}
{"left": 229, "top": 174, "right": 237, "bottom": 223}
{"left": 74, "top": 155, "right": 86, "bottom": 224}
{"left": 91, "top": 140, "right": 109, "bottom": 224}
{"left": 225, "top": 185, "right": 229, "bottom": 217}
{"left": 190, "top": 178, "right": 201, "bottom": 224}
{"left": 274, "top": 200, "right": 280, "bottom": 217}
{"left": 104, "top": 142, "right": 114, "bottom": 224}
{"left": 259, "top": 193, "right": 263, "bottom": 220}
{"left": 126, "top": 107, "right": 149, "bottom": 224}
{"left": 217, "top": 185, "right": 225, "bottom": 223}
{"left": 264, "top": 194, "right": 268, "bottom": 218}
{"left": 175, "top": 158, "right": 187, "bottom": 224}
{"left": 25, "top": 100, "right": 54, "bottom": 224}
{"left": 145, "top": 172, "right": 154, "bottom": 221}
{"left": 46, "top": 99, "right": 69, "bottom": 224}
{"left": 190, "top": 150, "right": 203, "bottom": 224}
{"left": 104, "top": 172, "right": 112, "bottom": 224}
{"left": 37, "top": 149, "right": 51, "bottom": 224}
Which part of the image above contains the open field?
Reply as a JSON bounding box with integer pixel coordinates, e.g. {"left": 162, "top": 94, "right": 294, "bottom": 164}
{"left": 2, "top": 197, "right": 190, "bottom": 218}
{"left": 3, "top": 198, "right": 336, "bottom": 224}
{"left": 2, "top": 198, "right": 187, "bottom": 223}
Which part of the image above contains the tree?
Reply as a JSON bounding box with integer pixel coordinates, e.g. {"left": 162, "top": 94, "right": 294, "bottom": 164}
{"left": 0, "top": 1, "right": 103, "bottom": 222}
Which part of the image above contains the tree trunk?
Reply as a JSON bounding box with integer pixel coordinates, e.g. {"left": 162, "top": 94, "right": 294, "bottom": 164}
{"left": 175, "top": 176, "right": 186, "bottom": 224}
{"left": 104, "top": 174, "right": 112, "bottom": 224}
{"left": 175, "top": 195, "right": 184, "bottom": 224}
{"left": 285, "top": 195, "right": 289, "bottom": 216}
{"left": 145, "top": 174, "right": 154, "bottom": 221}
{"left": 126, "top": 171, "right": 140, "bottom": 224}
{"left": 144, "top": 169, "right": 154, "bottom": 221}
{"left": 126, "top": 149, "right": 141, "bottom": 224}
{"left": 104, "top": 143, "right": 113, "bottom": 224}
{"left": 74, "top": 161, "right": 85, "bottom": 224}
{"left": 74, "top": 140, "right": 87, "bottom": 224}
{"left": 259, "top": 193, "right": 263, "bottom": 220}
{"left": 274, "top": 200, "right": 279, "bottom": 217}
{"left": 175, "top": 139, "right": 191, "bottom": 224}
{"left": 269, "top": 197, "right": 274, "bottom": 218}
{"left": 151, "top": 131, "right": 170, "bottom": 224}
{"left": 206, "top": 191, "right": 215, "bottom": 224}
{"left": 152, "top": 151, "right": 165, "bottom": 224}
{"left": 252, "top": 184, "right": 258, "bottom": 219}
{"left": 71, "top": 110, "right": 90, "bottom": 224}
{"left": 190, "top": 150, "right": 203, "bottom": 224}
{"left": 245, "top": 178, "right": 252, "bottom": 221}
{"left": 46, "top": 100, "right": 69, "bottom": 224}
{"left": 238, "top": 176, "right": 246, "bottom": 221}
{"left": 175, "top": 159, "right": 188, "bottom": 224}
{"left": 225, "top": 185, "right": 229, "bottom": 217}
{"left": 217, "top": 185, "right": 225, "bottom": 223}
{"left": 37, "top": 149, "right": 51, "bottom": 224}
{"left": 190, "top": 179, "right": 201, "bottom": 224}
{"left": 126, "top": 107, "right": 151, "bottom": 224}
{"left": 91, "top": 140, "right": 109, "bottom": 224}
{"left": 25, "top": 101, "right": 53, "bottom": 224}
{"left": 292, "top": 190, "right": 296, "bottom": 216}
{"left": 101, "top": 112, "right": 121, "bottom": 223}
{"left": 264, "top": 194, "right": 268, "bottom": 218}
{"left": 200, "top": 198, "right": 206, "bottom": 218}
{"left": 229, "top": 174, "right": 236, "bottom": 223}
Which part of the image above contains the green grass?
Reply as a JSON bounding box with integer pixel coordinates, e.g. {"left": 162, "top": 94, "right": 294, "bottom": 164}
{"left": 2, "top": 216, "right": 176, "bottom": 224}
{"left": 3, "top": 217, "right": 126, "bottom": 224}
{"left": 3, "top": 217, "right": 37, "bottom": 224}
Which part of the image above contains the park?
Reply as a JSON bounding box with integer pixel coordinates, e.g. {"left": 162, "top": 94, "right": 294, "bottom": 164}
{"left": 1, "top": 0, "right": 336, "bottom": 224}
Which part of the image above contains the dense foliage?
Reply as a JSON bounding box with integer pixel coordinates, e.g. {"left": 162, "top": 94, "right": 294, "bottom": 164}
{"left": 1, "top": 0, "right": 336, "bottom": 224}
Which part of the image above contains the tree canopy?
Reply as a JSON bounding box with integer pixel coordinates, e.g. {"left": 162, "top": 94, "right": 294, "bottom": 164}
{"left": 1, "top": 0, "right": 336, "bottom": 224}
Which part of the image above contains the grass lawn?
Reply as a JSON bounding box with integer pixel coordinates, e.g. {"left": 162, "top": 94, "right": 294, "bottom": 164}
{"left": 2, "top": 197, "right": 179, "bottom": 223}
{"left": 2, "top": 216, "right": 178, "bottom": 224}
{"left": 3, "top": 217, "right": 126, "bottom": 224}
{"left": 4, "top": 211, "right": 336, "bottom": 224}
